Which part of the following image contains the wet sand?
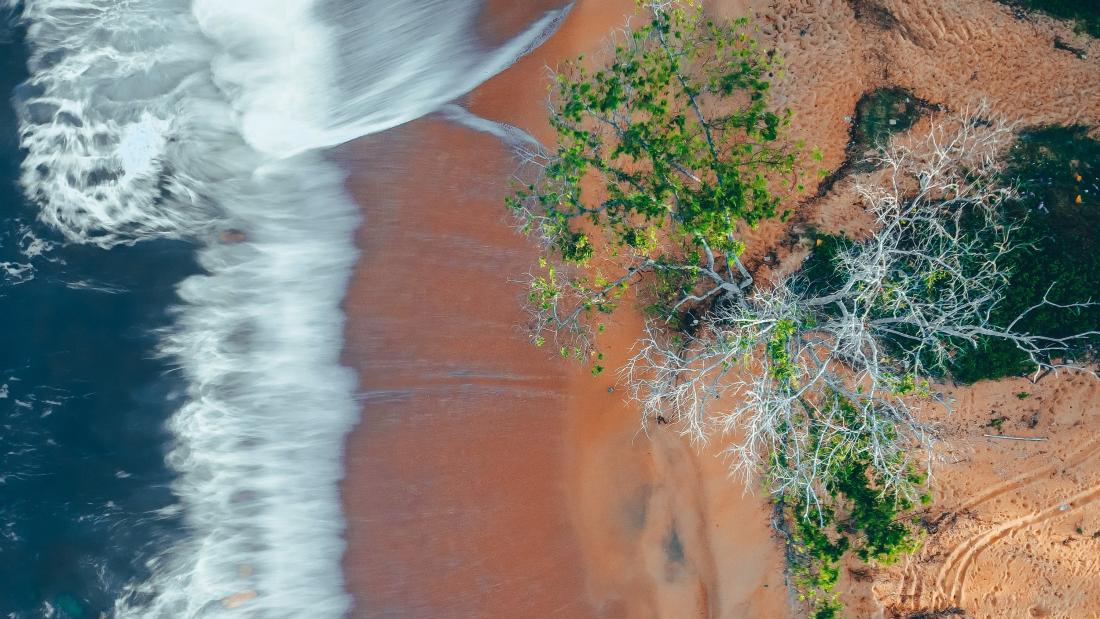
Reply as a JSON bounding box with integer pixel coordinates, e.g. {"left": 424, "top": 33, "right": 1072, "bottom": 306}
{"left": 338, "top": 117, "right": 593, "bottom": 617}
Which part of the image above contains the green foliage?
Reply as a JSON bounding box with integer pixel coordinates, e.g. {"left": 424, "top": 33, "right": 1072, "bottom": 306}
{"left": 509, "top": 3, "right": 795, "bottom": 348}
{"left": 796, "top": 233, "right": 853, "bottom": 297}
{"left": 788, "top": 501, "right": 847, "bottom": 613}
{"left": 643, "top": 257, "right": 700, "bottom": 320}
{"left": 782, "top": 394, "right": 924, "bottom": 617}
{"left": 786, "top": 459, "right": 923, "bottom": 615}
{"left": 767, "top": 318, "right": 799, "bottom": 384}
{"left": 816, "top": 87, "right": 936, "bottom": 196}
{"left": 939, "top": 337, "right": 1031, "bottom": 384}
{"left": 951, "top": 126, "right": 1100, "bottom": 383}
{"left": 1002, "top": 0, "right": 1100, "bottom": 37}
{"left": 834, "top": 459, "right": 922, "bottom": 563}
{"left": 525, "top": 5, "right": 795, "bottom": 256}
{"left": 813, "top": 602, "right": 843, "bottom": 619}
{"left": 799, "top": 127, "right": 1100, "bottom": 384}
{"left": 528, "top": 259, "right": 563, "bottom": 318}
{"left": 850, "top": 88, "right": 931, "bottom": 168}
{"left": 541, "top": 5, "right": 792, "bottom": 253}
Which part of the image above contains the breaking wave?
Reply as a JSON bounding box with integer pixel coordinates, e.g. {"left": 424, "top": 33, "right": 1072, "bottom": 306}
{"left": 9, "top": 0, "right": 570, "bottom": 616}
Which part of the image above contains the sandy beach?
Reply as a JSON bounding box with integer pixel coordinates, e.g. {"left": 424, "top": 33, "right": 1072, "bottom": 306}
{"left": 337, "top": 1, "right": 789, "bottom": 616}
{"left": 338, "top": 0, "right": 1100, "bottom": 617}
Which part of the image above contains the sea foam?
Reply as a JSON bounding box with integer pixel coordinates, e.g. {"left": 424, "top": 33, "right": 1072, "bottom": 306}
{"left": 10, "top": 0, "right": 570, "bottom": 616}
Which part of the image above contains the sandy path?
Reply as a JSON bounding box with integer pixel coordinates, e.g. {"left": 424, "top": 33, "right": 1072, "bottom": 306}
{"left": 873, "top": 374, "right": 1100, "bottom": 619}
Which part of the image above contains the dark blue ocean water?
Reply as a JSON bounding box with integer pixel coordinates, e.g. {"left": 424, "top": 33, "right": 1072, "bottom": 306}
{"left": 0, "top": 11, "right": 196, "bottom": 617}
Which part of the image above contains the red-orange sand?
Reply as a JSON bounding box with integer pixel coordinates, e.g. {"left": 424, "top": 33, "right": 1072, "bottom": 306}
{"left": 338, "top": 0, "right": 1100, "bottom": 617}
{"left": 337, "top": 1, "right": 788, "bottom": 617}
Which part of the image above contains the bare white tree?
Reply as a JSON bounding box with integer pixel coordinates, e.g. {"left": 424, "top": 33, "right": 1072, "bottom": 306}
{"left": 503, "top": 0, "right": 1097, "bottom": 514}
{"left": 623, "top": 112, "right": 1099, "bottom": 513}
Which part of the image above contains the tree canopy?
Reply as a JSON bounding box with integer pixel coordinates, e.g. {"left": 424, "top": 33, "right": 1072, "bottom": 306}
{"left": 508, "top": 2, "right": 795, "bottom": 364}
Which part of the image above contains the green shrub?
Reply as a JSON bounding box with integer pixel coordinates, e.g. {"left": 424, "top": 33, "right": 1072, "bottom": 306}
{"left": 1003, "top": 0, "right": 1100, "bottom": 37}
{"left": 782, "top": 395, "right": 924, "bottom": 617}
{"left": 951, "top": 126, "right": 1100, "bottom": 382}
{"left": 796, "top": 233, "right": 853, "bottom": 296}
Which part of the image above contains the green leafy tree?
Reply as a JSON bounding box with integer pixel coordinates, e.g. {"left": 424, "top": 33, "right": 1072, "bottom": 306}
{"left": 508, "top": 1, "right": 795, "bottom": 359}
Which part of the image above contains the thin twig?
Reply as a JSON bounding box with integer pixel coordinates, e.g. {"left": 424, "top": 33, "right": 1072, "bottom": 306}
{"left": 982, "top": 434, "right": 1048, "bottom": 442}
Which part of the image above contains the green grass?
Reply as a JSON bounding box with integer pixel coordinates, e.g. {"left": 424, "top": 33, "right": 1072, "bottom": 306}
{"left": 1004, "top": 0, "right": 1100, "bottom": 37}
{"left": 951, "top": 125, "right": 1100, "bottom": 383}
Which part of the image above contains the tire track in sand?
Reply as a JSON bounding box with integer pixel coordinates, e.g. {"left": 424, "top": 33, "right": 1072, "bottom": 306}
{"left": 901, "top": 437, "right": 1100, "bottom": 611}
{"left": 945, "top": 481, "right": 1100, "bottom": 607}
{"left": 957, "top": 436, "right": 1100, "bottom": 513}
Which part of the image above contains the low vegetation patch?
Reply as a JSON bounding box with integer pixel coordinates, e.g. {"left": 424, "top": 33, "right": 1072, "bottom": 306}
{"left": 849, "top": 88, "right": 935, "bottom": 169}
{"left": 950, "top": 126, "right": 1100, "bottom": 383}
{"left": 805, "top": 126, "right": 1100, "bottom": 384}
{"left": 818, "top": 87, "right": 937, "bottom": 195}
{"left": 781, "top": 397, "right": 927, "bottom": 617}
{"left": 1001, "top": 0, "right": 1100, "bottom": 37}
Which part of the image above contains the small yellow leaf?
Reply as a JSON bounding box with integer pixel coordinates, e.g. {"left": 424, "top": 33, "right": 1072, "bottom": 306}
{"left": 1076, "top": 174, "right": 1083, "bottom": 182}
{"left": 1076, "top": 195, "right": 1083, "bottom": 204}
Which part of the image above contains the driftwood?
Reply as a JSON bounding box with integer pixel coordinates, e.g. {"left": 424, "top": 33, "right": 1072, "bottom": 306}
{"left": 982, "top": 433, "right": 1047, "bottom": 442}
{"left": 907, "top": 607, "right": 966, "bottom": 619}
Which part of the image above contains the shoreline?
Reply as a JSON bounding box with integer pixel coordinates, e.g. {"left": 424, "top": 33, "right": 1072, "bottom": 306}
{"left": 336, "top": 116, "right": 592, "bottom": 617}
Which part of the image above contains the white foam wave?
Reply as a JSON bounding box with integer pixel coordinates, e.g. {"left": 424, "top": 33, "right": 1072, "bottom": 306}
{"left": 10, "top": 0, "right": 570, "bottom": 616}
{"left": 196, "top": 0, "right": 573, "bottom": 156}
{"left": 18, "top": 225, "right": 55, "bottom": 258}
{"left": 1, "top": 260, "right": 34, "bottom": 285}
{"left": 437, "top": 103, "right": 544, "bottom": 150}
{"left": 118, "top": 153, "right": 362, "bottom": 618}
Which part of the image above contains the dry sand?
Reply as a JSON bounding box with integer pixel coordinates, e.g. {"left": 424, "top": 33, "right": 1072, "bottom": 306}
{"left": 871, "top": 374, "right": 1100, "bottom": 619}
{"left": 339, "top": 0, "right": 1100, "bottom": 617}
